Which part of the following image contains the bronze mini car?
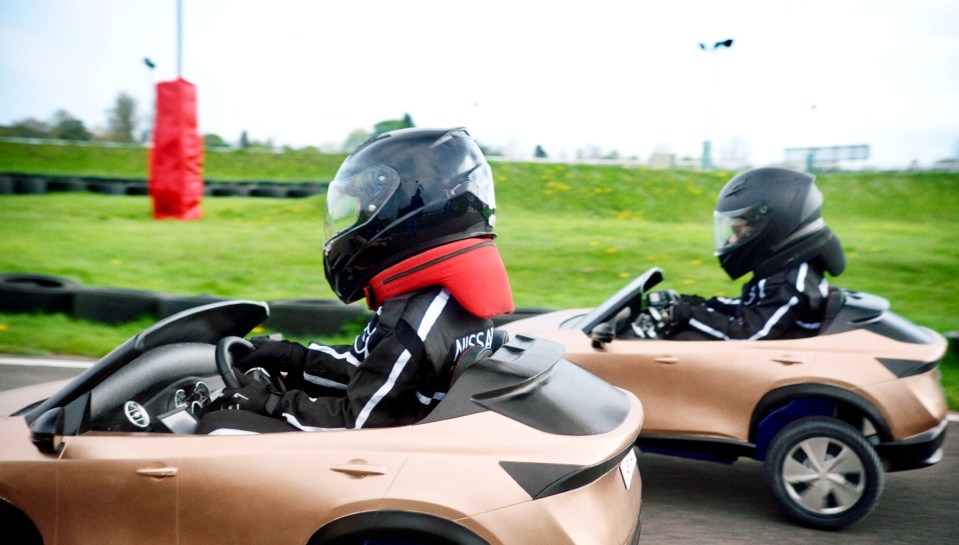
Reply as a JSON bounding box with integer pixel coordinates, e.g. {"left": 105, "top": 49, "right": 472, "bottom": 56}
{"left": 0, "top": 300, "right": 644, "bottom": 545}
{"left": 504, "top": 267, "right": 948, "bottom": 530}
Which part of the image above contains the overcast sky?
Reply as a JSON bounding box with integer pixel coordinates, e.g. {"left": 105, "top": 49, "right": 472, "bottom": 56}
{"left": 1, "top": 0, "right": 957, "bottom": 169}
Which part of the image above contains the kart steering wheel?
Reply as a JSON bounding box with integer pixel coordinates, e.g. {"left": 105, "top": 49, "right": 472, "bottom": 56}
{"left": 216, "top": 336, "right": 255, "bottom": 389}
{"left": 215, "top": 336, "right": 287, "bottom": 393}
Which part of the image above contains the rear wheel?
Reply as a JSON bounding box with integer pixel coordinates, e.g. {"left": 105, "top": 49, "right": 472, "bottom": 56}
{"left": 764, "top": 417, "right": 883, "bottom": 529}
{"left": 0, "top": 501, "right": 43, "bottom": 545}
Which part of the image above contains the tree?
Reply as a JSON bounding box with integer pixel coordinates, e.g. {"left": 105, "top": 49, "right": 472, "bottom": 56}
{"left": 0, "top": 117, "right": 50, "bottom": 138}
{"left": 343, "top": 128, "right": 371, "bottom": 152}
{"left": 203, "top": 133, "right": 229, "bottom": 148}
{"left": 51, "top": 109, "right": 91, "bottom": 141}
{"left": 106, "top": 92, "right": 137, "bottom": 143}
{"left": 372, "top": 113, "right": 415, "bottom": 137}
{"left": 534, "top": 145, "right": 548, "bottom": 158}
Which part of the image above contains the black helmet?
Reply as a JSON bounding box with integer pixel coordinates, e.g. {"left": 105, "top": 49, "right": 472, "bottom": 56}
{"left": 323, "top": 127, "right": 497, "bottom": 303}
{"left": 713, "top": 167, "right": 845, "bottom": 280}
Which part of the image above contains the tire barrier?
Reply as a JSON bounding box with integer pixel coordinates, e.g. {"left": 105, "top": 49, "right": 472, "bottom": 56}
{"left": 0, "top": 176, "right": 16, "bottom": 194}
{"left": 125, "top": 183, "right": 149, "bottom": 195}
{"left": 0, "top": 272, "right": 552, "bottom": 335}
{"left": 156, "top": 294, "right": 228, "bottom": 319}
{"left": 264, "top": 299, "right": 372, "bottom": 336}
{"left": 14, "top": 177, "right": 47, "bottom": 195}
{"left": 71, "top": 286, "right": 172, "bottom": 325}
{"left": 249, "top": 186, "right": 290, "bottom": 198}
{"left": 0, "top": 172, "right": 328, "bottom": 199}
{"left": 0, "top": 273, "right": 82, "bottom": 314}
{"left": 46, "top": 177, "right": 87, "bottom": 192}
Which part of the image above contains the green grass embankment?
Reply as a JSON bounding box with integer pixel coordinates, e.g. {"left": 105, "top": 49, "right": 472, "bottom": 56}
{"left": 1, "top": 141, "right": 957, "bottom": 407}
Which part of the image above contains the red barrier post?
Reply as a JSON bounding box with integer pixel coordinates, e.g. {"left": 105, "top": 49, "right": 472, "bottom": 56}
{"left": 149, "top": 78, "right": 203, "bottom": 220}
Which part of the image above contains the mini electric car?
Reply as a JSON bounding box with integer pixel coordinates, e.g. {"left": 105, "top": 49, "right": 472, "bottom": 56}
{"left": 0, "top": 300, "right": 644, "bottom": 545}
{"left": 503, "top": 267, "right": 948, "bottom": 530}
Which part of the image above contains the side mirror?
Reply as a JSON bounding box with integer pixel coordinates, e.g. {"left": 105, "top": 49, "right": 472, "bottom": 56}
{"left": 590, "top": 322, "right": 615, "bottom": 349}
{"left": 30, "top": 407, "right": 65, "bottom": 454}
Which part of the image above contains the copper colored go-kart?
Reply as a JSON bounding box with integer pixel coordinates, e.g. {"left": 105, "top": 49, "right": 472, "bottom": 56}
{"left": 505, "top": 267, "right": 948, "bottom": 530}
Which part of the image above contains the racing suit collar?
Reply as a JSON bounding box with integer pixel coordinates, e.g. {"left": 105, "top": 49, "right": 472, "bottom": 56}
{"left": 364, "top": 237, "right": 514, "bottom": 319}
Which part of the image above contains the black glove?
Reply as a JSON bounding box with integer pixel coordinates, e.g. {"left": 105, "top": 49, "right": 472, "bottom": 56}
{"left": 647, "top": 289, "right": 680, "bottom": 309}
{"left": 210, "top": 374, "right": 283, "bottom": 416}
{"left": 234, "top": 338, "right": 309, "bottom": 376}
{"left": 632, "top": 302, "right": 691, "bottom": 339}
{"left": 648, "top": 290, "right": 706, "bottom": 308}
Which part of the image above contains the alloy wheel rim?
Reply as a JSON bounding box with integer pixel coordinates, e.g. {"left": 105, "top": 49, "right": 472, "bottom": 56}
{"left": 781, "top": 436, "right": 866, "bottom": 514}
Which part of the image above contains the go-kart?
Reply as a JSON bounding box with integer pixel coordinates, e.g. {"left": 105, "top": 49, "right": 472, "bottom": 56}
{"left": 503, "top": 267, "right": 948, "bottom": 530}
{"left": 0, "top": 300, "right": 644, "bottom": 545}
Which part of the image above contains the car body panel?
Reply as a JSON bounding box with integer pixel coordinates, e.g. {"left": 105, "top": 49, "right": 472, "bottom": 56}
{"left": 0, "top": 303, "right": 644, "bottom": 545}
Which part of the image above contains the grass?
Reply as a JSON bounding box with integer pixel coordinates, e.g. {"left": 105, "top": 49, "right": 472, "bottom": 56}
{"left": 1, "top": 141, "right": 957, "bottom": 407}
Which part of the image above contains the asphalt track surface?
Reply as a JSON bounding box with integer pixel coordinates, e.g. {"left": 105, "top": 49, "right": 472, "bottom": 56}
{"left": 2, "top": 356, "right": 957, "bottom": 544}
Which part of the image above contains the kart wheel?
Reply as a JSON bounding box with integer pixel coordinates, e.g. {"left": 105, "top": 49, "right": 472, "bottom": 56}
{"left": 0, "top": 501, "right": 43, "bottom": 545}
{"left": 765, "top": 416, "right": 884, "bottom": 529}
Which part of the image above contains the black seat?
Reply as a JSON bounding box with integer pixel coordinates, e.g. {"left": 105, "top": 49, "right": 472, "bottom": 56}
{"left": 450, "top": 329, "right": 508, "bottom": 386}
{"left": 819, "top": 286, "right": 845, "bottom": 334}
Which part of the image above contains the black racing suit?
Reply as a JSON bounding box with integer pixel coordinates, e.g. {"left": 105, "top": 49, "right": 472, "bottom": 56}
{"left": 669, "top": 262, "right": 829, "bottom": 340}
{"left": 270, "top": 285, "right": 494, "bottom": 430}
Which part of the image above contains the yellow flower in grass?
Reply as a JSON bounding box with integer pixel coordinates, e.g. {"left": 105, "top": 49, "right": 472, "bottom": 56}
{"left": 618, "top": 271, "right": 631, "bottom": 278}
{"left": 0, "top": 324, "right": 8, "bottom": 332}
{"left": 110, "top": 259, "right": 122, "bottom": 266}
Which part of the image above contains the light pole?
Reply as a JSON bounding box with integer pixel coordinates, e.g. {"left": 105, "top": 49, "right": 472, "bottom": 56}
{"left": 176, "top": 0, "right": 183, "bottom": 78}
{"left": 699, "top": 39, "right": 733, "bottom": 170}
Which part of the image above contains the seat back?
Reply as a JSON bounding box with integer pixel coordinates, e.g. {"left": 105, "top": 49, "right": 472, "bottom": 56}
{"left": 818, "top": 286, "right": 845, "bottom": 334}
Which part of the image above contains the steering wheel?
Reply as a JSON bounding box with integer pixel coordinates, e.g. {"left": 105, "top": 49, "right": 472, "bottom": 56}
{"left": 215, "top": 336, "right": 287, "bottom": 392}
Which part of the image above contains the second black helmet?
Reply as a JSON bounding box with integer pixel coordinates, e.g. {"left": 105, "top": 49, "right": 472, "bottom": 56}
{"left": 713, "top": 166, "right": 844, "bottom": 280}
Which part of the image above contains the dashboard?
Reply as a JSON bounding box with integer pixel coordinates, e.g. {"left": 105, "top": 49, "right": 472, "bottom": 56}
{"left": 93, "top": 375, "right": 224, "bottom": 434}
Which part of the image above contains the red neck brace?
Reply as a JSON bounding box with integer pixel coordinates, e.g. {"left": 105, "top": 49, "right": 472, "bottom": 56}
{"left": 364, "top": 238, "right": 514, "bottom": 319}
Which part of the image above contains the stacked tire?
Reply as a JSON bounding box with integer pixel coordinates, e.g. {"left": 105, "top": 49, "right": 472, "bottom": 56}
{"left": 0, "top": 273, "right": 81, "bottom": 314}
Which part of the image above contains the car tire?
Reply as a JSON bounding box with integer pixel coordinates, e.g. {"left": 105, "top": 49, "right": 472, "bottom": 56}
{"left": 0, "top": 273, "right": 82, "bottom": 314}
{"left": 0, "top": 501, "right": 43, "bottom": 545}
{"left": 764, "top": 416, "right": 884, "bottom": 530}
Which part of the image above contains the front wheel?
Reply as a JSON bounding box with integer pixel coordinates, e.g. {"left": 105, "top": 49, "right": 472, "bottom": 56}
{"left": 764, "top": 417, "right": 884, "bottom": 530}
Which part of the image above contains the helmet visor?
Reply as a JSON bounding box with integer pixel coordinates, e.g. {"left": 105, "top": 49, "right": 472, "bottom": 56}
{"left": 713, "top": 206, "right": 767, "bottom": 255}
{"left": 451, "top": 163, "right": 496, "bottom": 210}
{"left": 324, "top": 165, "right": 401, "bottom": 241}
